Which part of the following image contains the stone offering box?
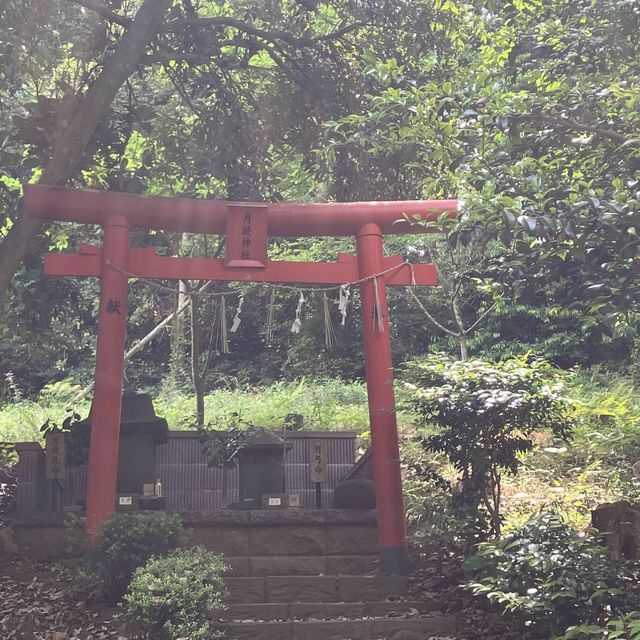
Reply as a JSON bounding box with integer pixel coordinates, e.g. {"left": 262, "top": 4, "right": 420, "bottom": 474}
{"left": 235, "top": 428, "right": 292, "bottom": 510}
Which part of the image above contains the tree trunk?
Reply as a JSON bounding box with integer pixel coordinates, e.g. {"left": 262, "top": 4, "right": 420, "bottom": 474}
{"left": 170, "top": 277, "right": 189, "bottom": 385}
{"left": 592, "top": 501, "right": 640, "bottom": 559}
{"left": 451, "top": 297, "right": 469, "bottom": 361}
{"left": 0, "top": 0, "right": 172, "bottom": 299}
{"left": 458, "top": 332, "right": 469, "bottom": 361}
{"left": 190, "top": 291, "right": 205, "bottom": 428}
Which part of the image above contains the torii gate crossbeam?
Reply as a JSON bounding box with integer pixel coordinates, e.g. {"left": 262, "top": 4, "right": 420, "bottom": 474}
{"left": 25, "top": 185, "right": 457, "bottom": 575}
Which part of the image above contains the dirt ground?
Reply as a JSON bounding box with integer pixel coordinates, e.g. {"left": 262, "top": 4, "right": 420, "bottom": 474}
{"left": 1, "top": 557, "right": 128, "bottom": 639}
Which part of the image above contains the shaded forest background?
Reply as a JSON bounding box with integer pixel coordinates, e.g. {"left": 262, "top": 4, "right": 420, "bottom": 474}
{"left": 0, "top": 0, "right": 638, "bottom": 415}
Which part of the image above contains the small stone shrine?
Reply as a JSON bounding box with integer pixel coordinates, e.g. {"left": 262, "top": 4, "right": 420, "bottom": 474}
{"left": 73, "top": 393, "right": 169, "bottom": 510}
{"left": 235, "top": 428, "right": 292, "bottom": 509}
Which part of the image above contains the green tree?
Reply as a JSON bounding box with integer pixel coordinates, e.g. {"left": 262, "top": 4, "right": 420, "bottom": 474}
{"left": 465, "top": 513, "right": 640, "bottom": 638}
{"left": 325, "top": 0, "right": 640, "bottom": 323}
{"left": 1, "top": 0, "right": 468, "bottom": 395}
{"left": 403, "top": 353, "right": 574, "bottom": 536}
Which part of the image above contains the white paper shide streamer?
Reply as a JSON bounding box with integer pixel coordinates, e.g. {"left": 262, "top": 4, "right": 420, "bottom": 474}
{"left": 338, "top": 284, "right": 350, "bottom": 326}
{"left": 373, "top": 276, "right": 384, "bottom": 333}
{"left": 230, "top": 295, "right": 244, "bottom": 333}
{"left": 290, "top": 291, "right": 305, "bottom": 334}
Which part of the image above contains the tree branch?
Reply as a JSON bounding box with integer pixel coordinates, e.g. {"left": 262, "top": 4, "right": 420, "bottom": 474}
{"left": 65, "top": 0, "right": 131, "bottom": 27}
{"left": 0, "top": 0, "right": 173, "bottom": 299}
{"left": 466, "top": 302, "right": 497, "bottom": 334}
{"left": 317, "top": 23, "right": 366, "bottom": 41}
{"left": 66, "top": 0, "right": 366, "bottom": 49}
{"left": 538, "top": 114, "right": 640, "bottom": 147}
{"left": 159, "top": 16, "right": 365, "bottom": 49}
{"left": 143, "top": 38, "right": 256, "bottom": 65}
{"left": 408, "top": 288, "right": 458, "bottom": 337}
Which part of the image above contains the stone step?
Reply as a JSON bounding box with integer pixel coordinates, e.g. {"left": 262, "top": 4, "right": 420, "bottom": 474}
{"left": 226, "top": 575, "right": 408, "bottom": 604}
{"left": 224, "top": 555, "right": 380, "bottom": 576}
{"left": 219, "top": 615, "right": 456, "bottom": 639}
{"left": 222, "top": 599, "right": 443, "bottom": 621}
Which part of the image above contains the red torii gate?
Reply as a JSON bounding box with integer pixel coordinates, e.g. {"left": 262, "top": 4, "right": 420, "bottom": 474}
{"left": 24, "top": 184, "right": 457, "bottom": 575}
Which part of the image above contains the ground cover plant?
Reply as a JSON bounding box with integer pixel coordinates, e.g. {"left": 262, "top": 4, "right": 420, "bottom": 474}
{"left": 464, "top": 513, "right": 640, "bottom": 639}
{"left": 85, "top": 512, "right": 183, "bottom": 601}
{"left": 499, "top": 369, "right": 640, "bottom": 531}
{"left": 123, "top": 547, "right": 227, "bottom": 640}
{"left": 403, "top": 365, "right": 640, "bottom": 638}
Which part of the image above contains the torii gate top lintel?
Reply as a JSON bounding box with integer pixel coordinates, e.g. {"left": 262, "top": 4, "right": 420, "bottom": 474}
{"left": 25, "top": 184, "right": 458, "bottom": 576}
{"left": 24, "top": 184, "right": 458, "bottom": 237}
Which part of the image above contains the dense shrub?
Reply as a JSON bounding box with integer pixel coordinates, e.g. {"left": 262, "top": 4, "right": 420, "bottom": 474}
{"left": 466, "top": 303, "right": 635, "bottom": 371}
{"left": 88, "top": 512, "right": 182, "bottom": 599}
{"left": 124, "top": 547, "right": 227, "bottom": 640}
{"left": 465, "top": 513, "right": 640, "bottom": 638}
{"left": 403, "top": 354, "right": 575, "bottom": 535}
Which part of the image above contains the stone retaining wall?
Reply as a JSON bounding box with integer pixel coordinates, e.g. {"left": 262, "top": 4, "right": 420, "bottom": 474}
{"left": 4, "top": 509, "right": 379, "bottom": 563}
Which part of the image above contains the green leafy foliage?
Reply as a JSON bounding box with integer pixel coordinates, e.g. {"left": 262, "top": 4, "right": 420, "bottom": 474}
{"left": 495, "top": 369, "right": 640, "bottom": 533}
{"left": 198, "top": 413, "right": 256, "bottom": 470}
{"left": 403, "top": 354, "right": 575, "bottom": 535}
{"left": 1, "top": 0, "right": 639, "bottom": 409}
{"left": 326, "top": 0, "right": 640, "bottom": 326}
{"left": 0, "top": 0, "right": 461, "bottom": 398}
{"left": 0, "top": 379, "right": 90, "bottom": 443}
{"left": 404, "top": 459, "right": 476, "bottom": 550}
{"left": 87, "top": 512, "right": 182, "bottom": 601}
{"left": 123, "top": 547, "right": 227, "bottom": 640}
{"left": 465, "top": 513, "right": 640, "bottom": 638}
{"left": 561, "top": 612, "right": 640, "bottom": 640}
{"left": 467, "top": 303, "right": 635, "bottom": 370}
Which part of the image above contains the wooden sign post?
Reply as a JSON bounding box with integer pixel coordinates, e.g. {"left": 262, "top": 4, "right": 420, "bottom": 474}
{"left": 46, "top": 431, "right": 65, "bottom": 511}
{"left": 309, "top": 439, "right": 328, "bottom": 509}
{"left": 45, "top": 432, "right": 66, "bottom": 480}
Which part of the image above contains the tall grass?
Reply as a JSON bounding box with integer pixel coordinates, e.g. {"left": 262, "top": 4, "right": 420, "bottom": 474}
{"left": 499, "top": 369, "right": 640, "bottom": 530}
{"left": 0, "top": 378, "right": 387, "bottom": 442}
{"left": 569, "top": 369, "right": 640, "bottom": 458}
{"left": 0, "top": 380, "right": 91, "bottom": 443}
{"left": 154, "top": 378, "right": 373, "bottom": 432}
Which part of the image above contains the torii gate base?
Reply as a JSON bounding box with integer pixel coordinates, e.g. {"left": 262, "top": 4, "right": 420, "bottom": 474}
{"left": 25, "top": 185, "right": 457, "bottom": 575}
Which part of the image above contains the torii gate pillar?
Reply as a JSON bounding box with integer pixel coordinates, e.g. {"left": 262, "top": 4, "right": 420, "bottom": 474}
{"left": 357, "top": 223, "right": 408, "bottom": 574}
{"left": 86, "top": 214, "right": 130, "bottom": 535}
